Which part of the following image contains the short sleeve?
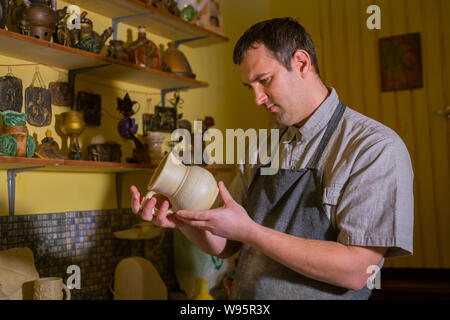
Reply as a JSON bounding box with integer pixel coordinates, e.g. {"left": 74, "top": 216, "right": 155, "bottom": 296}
{"left": 335, "top": 137, "right": 414, "bottom": 257}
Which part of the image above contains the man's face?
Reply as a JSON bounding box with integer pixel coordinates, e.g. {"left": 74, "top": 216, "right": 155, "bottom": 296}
{"left": 239, "top": 44, "right": 306, "bottom": 126}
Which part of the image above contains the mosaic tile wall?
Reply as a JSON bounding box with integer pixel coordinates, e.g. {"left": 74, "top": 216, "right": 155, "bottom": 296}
{"left": 0, "top": 209, "right": 178, "bottom": 300}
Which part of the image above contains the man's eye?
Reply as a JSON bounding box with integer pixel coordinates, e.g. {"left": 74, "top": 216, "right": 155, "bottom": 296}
{"left": 260, "top": 78, "right": 270, "bottom": 85}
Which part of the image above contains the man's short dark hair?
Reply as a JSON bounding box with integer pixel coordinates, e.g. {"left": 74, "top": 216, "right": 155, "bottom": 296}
{"left": 233, "top": 17, "right": 320, "bottom": 76}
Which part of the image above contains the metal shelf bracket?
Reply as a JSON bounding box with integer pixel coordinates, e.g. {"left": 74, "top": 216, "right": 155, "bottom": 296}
{"left": 68, "top": 64, "right": 111, "bottom": 107}
{"left": 7, "top": 166, "right": 44, "bottom": 216}
{"left": 112, "top": 13, "right": 154, "bottom": 40}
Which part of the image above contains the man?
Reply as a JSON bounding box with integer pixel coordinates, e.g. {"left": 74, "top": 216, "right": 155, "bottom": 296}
{"left": 131, "top": 17, "right": 414, "bottom": 300}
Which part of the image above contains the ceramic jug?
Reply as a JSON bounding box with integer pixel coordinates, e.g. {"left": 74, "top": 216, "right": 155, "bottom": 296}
{"left": 142, "top": 151, "right": 219, "bottom": 215}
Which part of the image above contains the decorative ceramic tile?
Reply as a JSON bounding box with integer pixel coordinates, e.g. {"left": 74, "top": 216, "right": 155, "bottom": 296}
{"left": 0, "top": 209, "right": 177, "bottom": 300}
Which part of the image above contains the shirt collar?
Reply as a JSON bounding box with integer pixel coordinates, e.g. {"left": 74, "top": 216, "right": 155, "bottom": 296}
{"left": 281, "top": 87, "right": 340, "bottom": 143}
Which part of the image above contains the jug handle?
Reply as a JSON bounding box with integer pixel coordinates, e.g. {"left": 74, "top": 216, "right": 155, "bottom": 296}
{"left": 142, "top": 191, "right": 174, "bottom": 216}
{"left": 62, "top": 283, "right": 71, "bottom": 300}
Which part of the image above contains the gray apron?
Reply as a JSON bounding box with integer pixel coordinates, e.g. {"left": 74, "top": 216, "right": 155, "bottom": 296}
{"left": 230, "top": 101, "right": 372, "bottom": 300}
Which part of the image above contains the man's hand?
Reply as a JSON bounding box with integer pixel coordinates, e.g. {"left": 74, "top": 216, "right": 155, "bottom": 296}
{"left": 130, "top": 185, "right": 186, "bottom": 229}
{"left": 175, "top": 181, "right": 257, "bottom": 242}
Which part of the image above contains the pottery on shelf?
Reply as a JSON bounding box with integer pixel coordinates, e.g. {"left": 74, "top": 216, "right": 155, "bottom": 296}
{"left": 127, "top": 26, "right": 161, "bottom": 69}
{"left": 161, "top": 42, "right": 195, "bottom": 78}
{"left": 107, "top": 40, "right": 129, "bottom": 62}
{"left": 60, "top": 110, "right": 85, "bottom": 160}
{"left": 0, "top": 110, "right": 36, "bottom": 157}
{"left": 75, "top": 11, "right": 113, "bottom": 54}
{"left": 144, "top": 131, "right": 165, "bottom": 165}
{"left": 11, "top": 0, "right": 67, "bottom": 41}
{"left": 142, "top": 151, "right": 219, "bottom": 215}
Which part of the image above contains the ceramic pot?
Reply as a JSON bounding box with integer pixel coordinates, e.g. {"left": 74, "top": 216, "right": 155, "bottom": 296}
{"left": 108, "top": 40, "right": 129, "bottom": 62}
{"left": 14, "top": 0, "right": 67, "bottom": 41}
{"left": 4, "top": 125, "right": 28, "bottom": 157}
{"left": 162, "top": 42, "right": 195, "bottom": 78}
{"left": 143, "top": 151, "right": 218, "bottom": 214}
{"left": 144, "top": 131, "right": 165, "bottom": 165}
{"left": 33, "top": 277, "right": 71, "bottom": 300}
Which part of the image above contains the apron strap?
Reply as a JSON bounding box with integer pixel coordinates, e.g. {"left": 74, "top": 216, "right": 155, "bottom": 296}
{"left": 310, "top": 101, "right": 346, "bottom": 169}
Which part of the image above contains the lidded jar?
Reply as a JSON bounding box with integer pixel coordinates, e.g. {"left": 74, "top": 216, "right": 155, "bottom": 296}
{"left": 161, "top": 42, "right": 196, "bottom": 78}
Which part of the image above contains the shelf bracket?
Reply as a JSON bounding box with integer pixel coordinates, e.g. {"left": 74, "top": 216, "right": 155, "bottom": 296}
{"left": 161, "top": 87, "right": 189, "bottom": 107}
{"left": 68, "top": 64, "right": 111, "bottom": 107}
{"left": 7, "top": 166, "right": 44, "bottom": 216}
{"left": 112, "top": 13, "right": 155, "bottom": 40}
{"left": 174, "top": 36, "right": 209, "bottom": 48}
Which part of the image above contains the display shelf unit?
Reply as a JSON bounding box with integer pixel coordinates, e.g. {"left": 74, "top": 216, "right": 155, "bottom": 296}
{"left": 67, "top": 0, "right": 229, "bottom": 47}
{"left": 0, "top": 156, "right": 234, "bottom": 216}
{"left": 0, "top": 0, "right": 231, "bottom": 215}
{"left": 0, "top": 28, "right": 208, "bottom": 90}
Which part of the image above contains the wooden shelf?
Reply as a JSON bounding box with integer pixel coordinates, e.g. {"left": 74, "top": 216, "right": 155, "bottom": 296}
{"left": 0, "top": 156, "right": 235, "bottom": 173}
{"left": 0, "top": 28, "right": 208, "bottom": 90}
{"left": 67, "top": 0, "right": 229, "bottom": 47}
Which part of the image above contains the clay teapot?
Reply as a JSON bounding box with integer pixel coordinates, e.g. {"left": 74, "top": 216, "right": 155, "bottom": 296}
{"left": 75, "top": 11, "right": 113, "bottom": 54}
{"left": 142, "top": 151, "right": 219, "bottom": 214}
{"left": 10, "top": 0, "right": 67, "bottom": 41}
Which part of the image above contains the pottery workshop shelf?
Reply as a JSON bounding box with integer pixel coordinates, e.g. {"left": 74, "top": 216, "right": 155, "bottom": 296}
{"left": 67, "top": 0, "right": 229, "bottom": 47}
{"left": 0, "top": 29, "right": 208, "bottom": 90}
{"left": 0, "top": 156, "right": 235, "bottom": 216}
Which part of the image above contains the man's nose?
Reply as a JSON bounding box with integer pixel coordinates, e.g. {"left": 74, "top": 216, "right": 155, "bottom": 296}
{"left": 253, "top": 86, "right": 268, "bottom": 106}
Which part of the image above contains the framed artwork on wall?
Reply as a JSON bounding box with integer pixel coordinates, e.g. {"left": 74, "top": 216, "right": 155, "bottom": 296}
{"left": 154, "top": 106, "right": 177, "bottom": 133}
{"left": 379, "top": 33, "right": 423, "bottom": 92}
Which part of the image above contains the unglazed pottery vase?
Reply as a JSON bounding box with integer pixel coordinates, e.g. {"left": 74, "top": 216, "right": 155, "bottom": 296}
{"left": 142, "top": 151, "right": 219, "bottom": 215}
{"left": 33, "top": 277, "right": 71, "bottom": 300}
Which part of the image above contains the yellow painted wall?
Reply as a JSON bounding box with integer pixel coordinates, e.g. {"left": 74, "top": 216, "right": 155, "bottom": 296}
{"left": 270, "top": 0, "right": 450, "bottom": 269}
{"left": 1, "top": 0, "right": 448, "bottom": 270}
{"left": 0, "top": 0, "right": 272, "bottom": 215}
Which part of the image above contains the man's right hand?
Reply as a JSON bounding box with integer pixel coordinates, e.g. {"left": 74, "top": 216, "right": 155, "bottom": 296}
{"left": 130, "top": 185, "right": 184, "bottom": 229}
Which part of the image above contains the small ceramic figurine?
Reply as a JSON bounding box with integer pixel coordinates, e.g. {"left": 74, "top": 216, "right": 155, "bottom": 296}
{"left": 35, "top": 129, "right": 64, "bottom": 159}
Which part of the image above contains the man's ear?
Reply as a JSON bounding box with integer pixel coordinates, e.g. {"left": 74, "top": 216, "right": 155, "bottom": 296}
{"left": 291, "top": 49, "right": 312, "bottom": 77}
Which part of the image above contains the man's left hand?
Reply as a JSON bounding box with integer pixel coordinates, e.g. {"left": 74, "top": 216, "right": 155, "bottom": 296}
{"left": 175, "top": 181, "right": 256, "bottom": 242}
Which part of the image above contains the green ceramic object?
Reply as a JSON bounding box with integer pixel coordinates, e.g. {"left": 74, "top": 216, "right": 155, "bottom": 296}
{"left": 26, "top": 134, "right": 36, "bottom": 157}
{"left": 180, "top": 5, "right": 196, "bottom": 21}
{"left": 76, "top": 36, "right": 102, "bottom": 54}
{"left": 1, "top": 110, "right": 27, "bottom": 126}
{"left": 0, "top": 134, "right": 17, "bottom": 156}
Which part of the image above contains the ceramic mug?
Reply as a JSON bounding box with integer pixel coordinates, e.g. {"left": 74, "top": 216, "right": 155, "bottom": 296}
{"left": 141, "top": 152, "right": 219, "bottom": 215}
{"left": 33, "top": 277, "right": 71, "bottom": 300}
